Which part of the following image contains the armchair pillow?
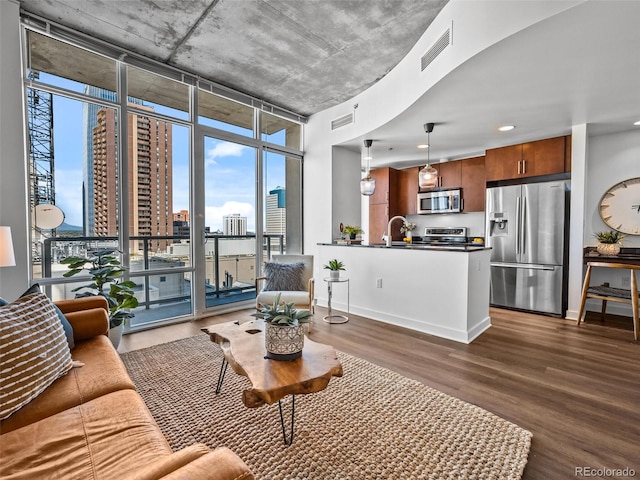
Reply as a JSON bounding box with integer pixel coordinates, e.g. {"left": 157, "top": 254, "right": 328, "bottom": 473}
{"left": 263, "top": 261, "right": 305, "bottom": 292}
{"left": 20, "top": 284, "right": 74, "bottom": 350}
{"left": 0, "top": 293, "right": 73, "bottom": 420}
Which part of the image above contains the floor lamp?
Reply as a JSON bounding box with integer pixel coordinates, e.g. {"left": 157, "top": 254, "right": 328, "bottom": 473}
{"left": 0, "top": 226, "right": 16, "bottom": 268}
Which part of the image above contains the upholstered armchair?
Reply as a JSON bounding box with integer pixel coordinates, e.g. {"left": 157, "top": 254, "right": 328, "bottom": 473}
{"left": 255, "top": 254, "right": 315, "bottom": 317}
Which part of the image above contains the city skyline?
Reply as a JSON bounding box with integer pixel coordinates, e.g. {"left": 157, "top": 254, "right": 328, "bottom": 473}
{"left": 40, "top": 74, "right": 287, "bottom": 235}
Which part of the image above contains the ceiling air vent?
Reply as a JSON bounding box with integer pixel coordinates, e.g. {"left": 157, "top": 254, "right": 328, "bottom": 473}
{"left": 421, "top": 25, "right": 452, "bottom": 71}
{"left": 331, "top": 113, "right": 353, "bottom": 130}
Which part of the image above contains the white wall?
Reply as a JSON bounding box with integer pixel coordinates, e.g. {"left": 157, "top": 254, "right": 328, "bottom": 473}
{"left": 331, "top": 146, "right": 362, "bottom": 241}
{"left": 0, "top": 0, "right": 29, "bottom": 301}
{"left": 586, "top": 129, "right": 640, "bottom": 248}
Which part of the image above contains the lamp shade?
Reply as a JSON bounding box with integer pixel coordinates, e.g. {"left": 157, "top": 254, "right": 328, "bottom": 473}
{"left": 360, "top": 175, "right": 376, "bottom": 196}
{"left": 418, "top": 164, "right": 438, "bottom": 189}
{"left": 0, "top": 226, "right": 16, "bottom": 267}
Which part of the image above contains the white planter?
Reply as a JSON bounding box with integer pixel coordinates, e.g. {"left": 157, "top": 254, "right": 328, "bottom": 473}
{"left": 264, "top": 323, "right": 305, "bottom": 361}
{"left": 330, "top": 270, "right": 340, "bottom": 280}
{"left": 596, "top": 242, "right": 621, "bottom": 256}
{"left": 109, "top": 323, "right": 124, "bottom": 350}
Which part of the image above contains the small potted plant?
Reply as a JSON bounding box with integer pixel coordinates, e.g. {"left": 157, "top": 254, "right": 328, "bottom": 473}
{"left": 594, "top": 230, "right": 625, "bottom": 256}
{"left": 343, "top": 225, "right": 363, "bottom": 240}
{"left": 323, "top": 259, "right": 345, "bottom": 280}
{"left": 400, "top": 221, "right": 416, "bottom": 241}
{"left": 252, "top": 293, "right": 312, "bottom": 361}
{"left": 61, "top": 249, "right": 139, "bottom": 348}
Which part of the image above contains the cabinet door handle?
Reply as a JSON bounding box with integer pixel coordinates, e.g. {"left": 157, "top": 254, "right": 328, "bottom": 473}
{"left": 522, "top": 159, "right": 526, "bottom": 174}
{"left": 385, "top": 191, "right": 389, "bottom": 202}
{"left": 517, "top": 160, "right": 522, "bottom": 175}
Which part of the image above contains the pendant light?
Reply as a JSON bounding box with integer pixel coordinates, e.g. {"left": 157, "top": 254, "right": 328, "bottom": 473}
{"left": 418, "top": 123, "right": 438, "bottom": 189}
{"left": 360, "top": 139, "right": 376, "bottom": 196}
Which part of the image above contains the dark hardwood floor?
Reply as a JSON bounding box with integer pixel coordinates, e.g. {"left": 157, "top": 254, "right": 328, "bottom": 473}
{"left": 119, "top": 307, "right": 640, "bottom": 479}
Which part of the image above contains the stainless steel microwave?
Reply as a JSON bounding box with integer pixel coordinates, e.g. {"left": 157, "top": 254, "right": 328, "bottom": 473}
{"left": 417, "top": 188, "right": 462, "bottom": 214}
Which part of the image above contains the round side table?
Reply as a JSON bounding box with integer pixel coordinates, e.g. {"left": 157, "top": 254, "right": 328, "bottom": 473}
{"left": 323, "top": 277, "right": 349, "bottom": 324}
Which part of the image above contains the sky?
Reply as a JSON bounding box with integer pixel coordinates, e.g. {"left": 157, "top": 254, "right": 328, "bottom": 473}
{"left": 40, "top": 75, "right": 287, "bottom": 233}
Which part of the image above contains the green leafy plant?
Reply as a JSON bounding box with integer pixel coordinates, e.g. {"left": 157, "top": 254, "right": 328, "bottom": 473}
{"left": 323, "top": 259, "right": 345, "bottom": 271}
{"left": 343, "top": 225, "right": 363, "bottom": 236}
{"left": 593, "top": 230, "right": 625, "bottom": 244}
{"left": 61, "top": 249, "right": 139, "bottom": 328}
{"left": 252, "top": 292, "right": 312, "bottom": 326}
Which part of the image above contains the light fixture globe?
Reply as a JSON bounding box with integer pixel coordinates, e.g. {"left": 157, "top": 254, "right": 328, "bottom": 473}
{"left": 418, "top": 122, "right": 438, "bottom": 189}
{"left": 360, "top": 139, "right": 376, "bottom": 196}
{"left": 418, "top": 164, "right": 438, "bottom": 189}
{"left": 360, "top": 174, "right": 376, "bottom": 196}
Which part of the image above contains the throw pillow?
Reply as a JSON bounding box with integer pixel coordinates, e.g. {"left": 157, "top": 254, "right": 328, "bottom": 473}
{"left": 263, "top": 261, "right": 306, "bottom": 292}
{"left": 0, "top": 292, "right": 73, "bottom": 420}
{"left": 0, "top": 298, "right": 7, "bottom": 306}
{"left": 19, "top": 284, "right": 74, "bottom": 350}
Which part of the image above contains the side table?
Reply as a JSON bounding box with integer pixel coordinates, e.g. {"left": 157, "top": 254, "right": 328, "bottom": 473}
{"left": 323, "top": 277, "right": 349, "bottom": 323}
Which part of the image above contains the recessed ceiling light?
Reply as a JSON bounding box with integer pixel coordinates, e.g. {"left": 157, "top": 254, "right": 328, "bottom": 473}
{"left": 417, "top": 144, "right": 429, "bottom": 149}
{"left": 498, "top": 125, "right": 516, "bottom": 132}
{"left": 634, "top": 120, "right": 640, "bottom": 126}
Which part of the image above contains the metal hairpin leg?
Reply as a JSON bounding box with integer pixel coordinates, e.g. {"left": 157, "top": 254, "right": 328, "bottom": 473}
{"left": 278, "top": 395, "right": 295, "bottom": 446}
{"left": 215, "top": 358, "right": 228, "bottom": 394}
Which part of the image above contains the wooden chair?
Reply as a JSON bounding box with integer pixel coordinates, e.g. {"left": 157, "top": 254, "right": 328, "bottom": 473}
{"left": 576, "top": 262, "right": 639, "bottom": 341}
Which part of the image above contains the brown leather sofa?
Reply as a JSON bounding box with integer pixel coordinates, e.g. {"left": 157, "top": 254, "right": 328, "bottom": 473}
{"left": 0, "top": 296, "right": 254, "bottom": 480}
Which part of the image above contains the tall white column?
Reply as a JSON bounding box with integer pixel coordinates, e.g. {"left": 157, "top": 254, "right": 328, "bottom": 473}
{"left": 565, "top": 124, "right": 588, "bottom": 320}
{"left": 0, "top": 0, "right": 29, "bottom": 300}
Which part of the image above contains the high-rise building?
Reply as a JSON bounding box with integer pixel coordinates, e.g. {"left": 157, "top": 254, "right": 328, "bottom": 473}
{"left": 82, "top": 87, "right": 142, "bottom": 235}
{"left": 92, "top": 103, "right": 173, "bottom": 252}
{"left": 266, "top": 186, "right": 286, "bottom": 239}
{"left": 223, "top": 214, "right": 247, "bottom": 236}
{"left": 173, "top": 210, "right": 190, "bottom": 238}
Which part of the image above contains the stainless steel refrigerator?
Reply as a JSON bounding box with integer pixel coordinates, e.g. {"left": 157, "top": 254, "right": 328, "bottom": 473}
{"left": 485, "top": 180, "right": 569, "bottom": 315}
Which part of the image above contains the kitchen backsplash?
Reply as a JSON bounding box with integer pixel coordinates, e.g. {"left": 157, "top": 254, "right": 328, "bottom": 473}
{"left": 405, "top": 211, "right": 486, "bottom": 238}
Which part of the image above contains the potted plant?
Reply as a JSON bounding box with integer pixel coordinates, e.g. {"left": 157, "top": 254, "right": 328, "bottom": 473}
{"left": 593, "top": 230, "right": 625, "bottom": 256}
{"left": 400, "top": 221, "right": 417, "bottom": 240}
{"left": 323, "top": 258, "right": 345, "bottom": 280}
{"left": 252, "top": 293, "right": 313, "bottom": 361}
{"left": 343, "top": 225, "right": 363, "bottom": 240}
{"left": 61, "top": 248, "right": 139, "bottom": 348}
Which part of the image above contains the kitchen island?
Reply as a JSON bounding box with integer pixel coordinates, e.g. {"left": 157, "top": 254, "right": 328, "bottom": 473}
{"left": 315, "top": 243, "right": 491, "bottom": 343}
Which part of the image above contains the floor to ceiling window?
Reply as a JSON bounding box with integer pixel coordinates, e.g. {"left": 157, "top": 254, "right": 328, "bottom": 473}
{"left": 22, "top": 23, "right": 305, "bottom": 330}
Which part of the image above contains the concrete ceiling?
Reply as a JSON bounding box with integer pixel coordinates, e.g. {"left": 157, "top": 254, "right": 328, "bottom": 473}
{"left": 18, "top": 0, "right": 449, "bottom": 117}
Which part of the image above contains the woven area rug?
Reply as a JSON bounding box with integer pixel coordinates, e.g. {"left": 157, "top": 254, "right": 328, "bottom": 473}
{"left": 120, "top": 335, "right": 532, "bottom": 480}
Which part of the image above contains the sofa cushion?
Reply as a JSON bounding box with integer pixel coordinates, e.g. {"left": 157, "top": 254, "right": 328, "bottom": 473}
{"left": 263, "top": 261, "right": 305, "bottom": 292}
{"left": 0, "top": 390, "right": 172, "bottom": 480}
{"left": 21, "top": 283, "right": 75, "bottom": 349}
{"left": 0, "top": 335, "right": 136, "bottom": 433}
{"left": 0, "top": 293, "right": 72, "bottom": 421}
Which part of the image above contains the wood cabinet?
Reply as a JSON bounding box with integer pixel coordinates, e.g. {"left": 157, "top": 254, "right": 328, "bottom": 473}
{"left": 460, "top": 156, "right": 486, "bottom": 212}
{"left": 485, "top": 136, "right": 568, "bottom": 181}
{"left": 398, "top": 167, "right": 419, "bottom": 215}
{"left": 369, "top": 168, "right": 401, "bottom": 244}
{"left": 433, "top": 161, "right": 461, "bottom": 188}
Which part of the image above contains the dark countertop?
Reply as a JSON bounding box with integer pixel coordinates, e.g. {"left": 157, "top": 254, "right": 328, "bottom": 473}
{"left": 318, "top": 242, "right": 490, "bottom": 252}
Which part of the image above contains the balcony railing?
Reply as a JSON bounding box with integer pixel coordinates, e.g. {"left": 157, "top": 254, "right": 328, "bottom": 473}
{"left": 39, "top": 233, "right": 284, "bottom": 327}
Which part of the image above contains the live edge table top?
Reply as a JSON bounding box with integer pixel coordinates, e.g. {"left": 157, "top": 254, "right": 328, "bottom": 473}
{"left": 202, "top": 319, "right": 343, "bottom": 408}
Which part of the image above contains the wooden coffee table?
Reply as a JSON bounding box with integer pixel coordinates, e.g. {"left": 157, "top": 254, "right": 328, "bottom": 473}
{"left": 202, "top": 319, "right": 343, "bottom": 445}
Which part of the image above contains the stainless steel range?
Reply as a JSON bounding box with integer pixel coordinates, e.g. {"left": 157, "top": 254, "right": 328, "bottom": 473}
{"left": 413, "top": 227, "right": 470, "bottom": 247}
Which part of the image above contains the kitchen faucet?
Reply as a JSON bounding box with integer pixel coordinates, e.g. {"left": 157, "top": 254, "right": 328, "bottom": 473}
{"left": 386, "top": 215, "right": 406, "bottom": 247}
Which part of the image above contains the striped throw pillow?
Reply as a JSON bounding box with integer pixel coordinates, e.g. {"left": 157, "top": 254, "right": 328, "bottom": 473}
{"left": 0, "top": 292, "right": 73, "bottom": 420}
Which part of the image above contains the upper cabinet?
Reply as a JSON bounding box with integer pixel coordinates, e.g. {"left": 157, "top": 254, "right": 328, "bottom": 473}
{"left": 433, "top": 161, "right": 461, "bottom": 188}
{"left": 485, "top": 136, "right": 569, "bottom": 181}
{"left": 398, "top": 167, "right": 419, "bottom": 215}
{"left": 460, "top": 156, "right": 486, "bottom": 212}
{"left": 369, "top": 168, "right": 398, "bottom": 205}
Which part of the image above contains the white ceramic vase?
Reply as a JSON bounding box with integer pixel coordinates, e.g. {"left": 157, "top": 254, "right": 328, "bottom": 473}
{"left": 596, "top": 242, "right": 620, "bottom": 256}
{"left": 108, "top": 322, "right": 124, "bottom": 350}
{"left": 264, "top": 323, "right": 305, "bottom": 361}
